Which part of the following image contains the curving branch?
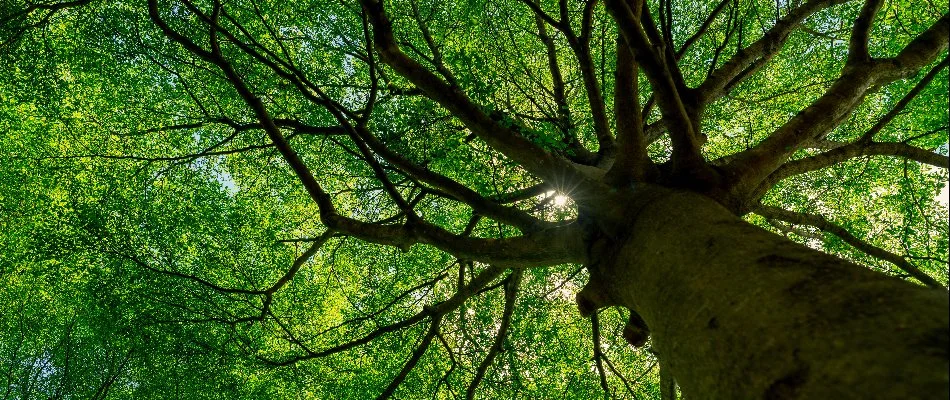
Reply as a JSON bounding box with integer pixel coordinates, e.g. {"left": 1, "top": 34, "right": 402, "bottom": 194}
{"left": 532, "top": 10, "right": 598, "bottom": 165}
{"left": 638, "top": 0, "right": 732, "bottom": 144}
{"left": 515, "top": 0, "right": 562, "bottom": 30}
{"left": 702, "top": 2, "right": 737, "bottom": 81}
{"left": 534, "top": 13, "right": 570, "bottom": 136}
{"left": 204, "top": 0, "right": 552, "bottom": 232}
{"left": 756, "top": 141, "right": 949, "bottom": 198}
{"left": 858, "top": 57, "right": 949, "bottom": 141}
{"left": 410, "top": 1, "right": 458, "bottom": 88}
{"left": 0, "top": 0, "right": 97, "bottom": 48}
{"left": 519, "top": 0, "right": 616, "bottom": 161}
{"left": 350, "top": 123, "right": 549, "bottom": 232}
{"left": 434, "top": 331, "right": 459, "bottom": 395}
{"left": 103, "top": 230, "right": 331, "bottom": 297}
{"left": 308, "top": 272, "right": 449, "bottom": 341}
{"left": 38, "top": 118, "right": 345, "bottom": 164}
{"left": 755, "top": 204, "right": 946, "bottom": 289}
{"left": 877, "top": 13, "right": 950, "bottom": 82}
{"left": 601, "top": 349, "right": 639, "bottom": 398}
{"left": 177, "top": 1, "right": 543, "bottom": 233}
{"left": 767, "top": 219, "right": 825, "bottom": 241}
{"left": 639, "top": 2, "right": 689, "bottom": 96}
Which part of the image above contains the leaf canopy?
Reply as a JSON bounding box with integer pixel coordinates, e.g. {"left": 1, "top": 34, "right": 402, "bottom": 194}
{"left": 0, "top": 0, "right": 947, "bottom": 398}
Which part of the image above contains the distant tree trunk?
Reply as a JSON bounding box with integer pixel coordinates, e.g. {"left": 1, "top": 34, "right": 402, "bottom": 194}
{"left": 583, "top": 187, "right": 949, "bottom": 399}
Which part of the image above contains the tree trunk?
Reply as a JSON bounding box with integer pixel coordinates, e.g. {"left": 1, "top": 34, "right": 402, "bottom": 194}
{"left": 584, "top": 187, "right": 949, "bottom": 399}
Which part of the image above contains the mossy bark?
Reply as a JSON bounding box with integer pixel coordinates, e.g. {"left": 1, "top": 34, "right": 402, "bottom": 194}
{"left": 585, "top": 187, "right": 949, "bottom": 399}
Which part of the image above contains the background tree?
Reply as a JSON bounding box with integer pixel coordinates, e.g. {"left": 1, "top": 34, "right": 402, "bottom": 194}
{"left": 1, "top": 0, "right": 947, "bottom": 398}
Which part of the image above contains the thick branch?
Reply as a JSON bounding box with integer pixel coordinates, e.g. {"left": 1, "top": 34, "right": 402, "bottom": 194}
{"left": 605, "top": 1, "right": 654, "bottom": 185}
{"left": 605, "top": 0, "right": 713, "bottom": 181}
{"left": 314, "top": 209, "right": 586, "bottom": 268}
{"left": 847, "top": 0, "right": 884, "bottom": 64}
{"left": 754, "top": 58, "right": 949, "bottom": 195}
{"left": 877, "top": 13, "right": 950, "bottom": 81}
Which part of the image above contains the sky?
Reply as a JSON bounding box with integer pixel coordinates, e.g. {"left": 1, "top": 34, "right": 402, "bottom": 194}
{"left": 939, "top": 183, "right": 949, "bottom": 207}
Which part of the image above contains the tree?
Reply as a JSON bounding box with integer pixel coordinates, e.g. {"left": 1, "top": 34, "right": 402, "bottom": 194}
{"left": 0, "top": 0, "right": 947, "bottom": 398}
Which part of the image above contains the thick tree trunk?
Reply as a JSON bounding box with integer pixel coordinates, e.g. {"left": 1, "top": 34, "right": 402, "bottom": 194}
{"left": 584, "top": 187, "right": 949, "bottom": 399}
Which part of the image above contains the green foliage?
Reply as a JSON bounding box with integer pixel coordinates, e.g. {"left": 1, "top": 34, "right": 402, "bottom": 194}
{"left": 0, "top": 0, "right": 946, "bottom": 398}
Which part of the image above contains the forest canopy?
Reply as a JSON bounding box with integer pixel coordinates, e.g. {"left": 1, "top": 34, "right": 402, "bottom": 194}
{"left": 0, "top": 0, "right": 947, "bottom": 398}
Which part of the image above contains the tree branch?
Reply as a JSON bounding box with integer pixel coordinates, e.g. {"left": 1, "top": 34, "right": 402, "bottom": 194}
{"left": 696, "top": 0, "right": 856, "bottom": 104}
{"left": 590, "top": 313, "right": 611, "bottom": 398}
{"left": 877, "top": 13, "right": 950, "bottom": 81}
{"left": 605, "top": 0, "right": 655, "bottom": 185}
{"left": 151, "top": 0, "right": 587, "bottom": 268}
{"left": 104, "top": 231, "right": 328, "bottom": 297}
{"left": 375, "top": 315, "right": 442, "bottom": 400}
{"left": 746, "top": 57, "right": 949, "bottom": 202}
{"left": 532, "top": 11, "right": 598, "bottom": 165}
{"left": 354, "top": 123, "right": 549, "bottom": 231}
{"left": 847, "top": 0, "right": 884, "bottom": 64}
{"left": 359, "top": 0, "right": 592, "bottom": 187}
{"left": 758, "top": 141, "right": 949, "bottom": 198}
{"left": 466, "top": 270, "right": 522, "bottom": 399}
{"left": 722, "top": 14, "right": 948, "bottom": 207}
{"left": 605, "top": 0, "right": 714, "bottom": 183}
{"left": 522, "top": 0, "right": 616, "bottom": 160}
{"left": 0, "top": 0, "right": 97, "bottom": 49}
{"left": 676, "top": 0, "right": 732, "bottom": 58}
{"left": 265, "top": 265, "right": 506, "bottom": 365}
{"left": 309, "top": 272, "right": 448, "bottom": 340}
{"left": 755, "top": 204, "right": 946, "bottom": 289}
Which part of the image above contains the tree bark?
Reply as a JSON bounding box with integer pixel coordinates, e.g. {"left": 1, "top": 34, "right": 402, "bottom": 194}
{"left": 584, "top": 187, "right": 949, "bottom": 399}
